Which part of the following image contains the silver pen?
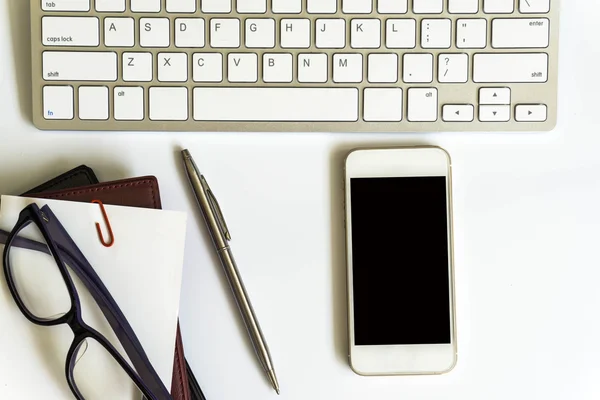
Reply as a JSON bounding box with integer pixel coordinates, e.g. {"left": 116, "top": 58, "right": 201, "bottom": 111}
{"left": 181, "top": 149, "right": 280, "bottom": 395}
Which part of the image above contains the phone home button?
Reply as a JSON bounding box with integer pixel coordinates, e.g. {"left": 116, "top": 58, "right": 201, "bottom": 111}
{"left": 383, "top": 347, "right": 417, "bottom": 372}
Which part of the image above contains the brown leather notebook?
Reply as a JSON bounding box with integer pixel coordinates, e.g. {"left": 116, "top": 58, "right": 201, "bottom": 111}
{"left": 29, "top": 176, "right": 190, "bottom": 400}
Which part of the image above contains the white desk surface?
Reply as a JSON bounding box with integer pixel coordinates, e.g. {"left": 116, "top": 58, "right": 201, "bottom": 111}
{"left": 1, "top": 1, "right": 599, "bottom": 399}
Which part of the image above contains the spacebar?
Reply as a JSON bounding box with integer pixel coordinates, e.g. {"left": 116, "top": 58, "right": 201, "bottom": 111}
{"left": 193, "top": 87, "right": 359, "bottom": 122}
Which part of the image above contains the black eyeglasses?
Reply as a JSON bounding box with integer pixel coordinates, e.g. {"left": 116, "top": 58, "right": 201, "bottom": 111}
{"left": 1, "top": 203, "right": 172, "bottom": 400}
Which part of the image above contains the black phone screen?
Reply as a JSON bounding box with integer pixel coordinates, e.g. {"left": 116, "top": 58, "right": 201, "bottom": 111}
{"left": 350, "top": 176, "right": 451, "bottom": 346}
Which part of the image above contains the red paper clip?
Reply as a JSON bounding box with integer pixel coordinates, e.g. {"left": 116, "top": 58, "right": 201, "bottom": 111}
{"left": 91, "top": 200, "right": 114, "bottom": 247}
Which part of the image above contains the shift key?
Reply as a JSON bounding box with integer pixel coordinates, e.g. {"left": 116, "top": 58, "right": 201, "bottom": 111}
{"left": 43, "top": 52, "right": 117, "bottom": 81}
{"left": 473, "top": 53, "right": 548, "bottom": 83}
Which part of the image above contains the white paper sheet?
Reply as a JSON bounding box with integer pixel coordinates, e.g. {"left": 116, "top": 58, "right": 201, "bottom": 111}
{"left": 0, "top": 195, "right": 187, "bottom": 399}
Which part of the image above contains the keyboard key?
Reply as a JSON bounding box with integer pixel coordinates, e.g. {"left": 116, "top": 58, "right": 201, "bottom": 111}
{"left": 123, "top": 52, "right": 153, "bottom": 82}
{"left": 79, "top": 86, "right": 109, "bottom": 120}
{"left": 479, "top": 87, "right": 510, "bottom": 104}
{"left": 386, "top": 19, "right": 416, "bottom": 49}
{"left": 421, "top": 19, "right": 452, "bottom": 49}
{"left": 237, "top": 0, "right": 266, "bottom": 13}
{"left": 42, "top": 17, "right": 99, "bottom": 47}
{"left": 473, "top": 53, "right": 548, "bottom": 83}
{"left": 193, "top": 53, "right": 223, "bottom": 82}
{"left": 442, "top": 104, "right": 474, "bottom": 122}
{"left": 202, "top": 0, "right": 232, "bottom": 13}
{"left": 298, "top": 53, "right": 328, "bottom": 83}
{"left": 483, "top": 0, "right": 513, "bottom": 13}
{"left": 95, "top": 0, "right": 125, "bottom": 11}
{"left": 167, "top": 0, "right": 196, "bottom": 12}
{"left": 42, "top": 0, "right": 89, "bottom": 11}
{"left": 479, "top": 105, "right": 510, "bottom": 121}
{"left": 308, "top": 0, "right": 336, "bottom": 13}
{"left": 408, "top": 88, "right": 437, "bottom": 122}
{"left": 149, "top": 87, "right": 188, "bottom": 121}
{"left": 43, "top": 86, "right": 73, "bottom": 120}
{"left": 245, "top": 19, "right": 275, "bottom": 48}
{"left": 403, "top": 53, "right": 433, "bottom": 83}
{"left": 367, "top": 54, "right": 398, "bottom": 83}
{"left": 43, "top": 51, "right": 117, "bottom": 81}
{"left": 378, "top": 0, "right": 408, "bottom": 13}
{"left": 210, "top": 19, "right": 240, "bottom": 48}
{"left": 351, "top": 19, "right": 381, "bottom": 49}
{"left": 316, "top": 19, "right": 346, "bottom": 48}
{"left": 456, "top": 19, "right": 487, "bottom": 49}
{"left": 448, "top": 0, "right": 478, "bottom": 13}
{"left": 492, "top": 19, "right": 550, "bottom": 49}
{"left": 333, "top": 54, "right": 363, "bottom": 83}
{"left": 104, "top": 18, "right": 134, "bottom": 47}
{"left": 364, "top": 88, "right": 403, "bottom": 121}
{"left": 158, "top": 53, "right": 188, "bottom": 82}
{"left": 515, "top": 104, "right": 547, "bottom": 122}
{"left": 520, "top": 0, "right": 550, "bottom": 13}
{"left": 131, "top": 0, "right": 160, "bottom": 12}
{"left": 438, "top": 53, "right": 468, "bottom": 83}
{"left": 343, "top": 0, "right": 372, "bottom": 13}
{"left": 263, "top": 53, "right": 293, "bottom": 83}
{"left": 140, "top": 18, "right": 170, "bottom": 47}
{"left": 175, "top": 19, "right": 205, "bottom": 48}
{"left": 228, "top": 53, "right": 258, "bottom": 82}
{"left": 114, "top": 87, "right": 144, "bottom": 120}
{"left": 193, "top": 88, "right": 359, "bottom": 121}
{"left": 413, "top": 0, "right": 443, "bottom": 13}
{"left": 280, "top": 19, "right": 311, "bottom": 48}
{"left": 272, "top": 0, "right": 301, "bottom": 13}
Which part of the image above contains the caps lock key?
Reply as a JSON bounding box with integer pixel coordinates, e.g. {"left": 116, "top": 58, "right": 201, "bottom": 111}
{"left": 42, "top": 17, "right": 99, "bottom": 47}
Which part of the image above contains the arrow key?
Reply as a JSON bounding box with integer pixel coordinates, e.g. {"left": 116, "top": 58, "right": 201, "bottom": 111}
{"left": 443, "top": 104, "right": 474, "bottom": 122}
{"left": 479, "top": 105, "right": 510, "bottom": 122}
{"left": 479, "top": 87, "right": 510, "bottom": 105}
{"left": 515, "top": 104, "right": 547, "bottom": 122}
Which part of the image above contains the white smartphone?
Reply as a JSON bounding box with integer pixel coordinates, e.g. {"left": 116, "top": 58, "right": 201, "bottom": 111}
{"left": 344, "top": 146, "right": 457, "bottom": 376}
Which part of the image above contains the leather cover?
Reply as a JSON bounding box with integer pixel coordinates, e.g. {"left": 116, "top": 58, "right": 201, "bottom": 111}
{"left": 31, "top": 176, "right": 162, "bottom": 209}
{"left": 28, "top": 176, "right": 190, "bottom": 400}
{"left": 21, "top": 165, "right": 99, "bottom": 195}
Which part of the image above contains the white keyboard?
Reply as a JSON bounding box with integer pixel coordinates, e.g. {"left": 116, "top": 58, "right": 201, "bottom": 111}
{"left": 32, "top": 0, "right": 559, "bottom": 132}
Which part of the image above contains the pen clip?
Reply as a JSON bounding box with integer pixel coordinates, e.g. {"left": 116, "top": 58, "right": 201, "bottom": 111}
{"left": 201, "top": 175, "right": 231, "bottom": 241}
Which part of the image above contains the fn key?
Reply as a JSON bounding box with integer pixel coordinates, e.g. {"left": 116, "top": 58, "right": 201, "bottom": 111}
{"left": 43, "top": 86, "right": 73, "bottom": 120}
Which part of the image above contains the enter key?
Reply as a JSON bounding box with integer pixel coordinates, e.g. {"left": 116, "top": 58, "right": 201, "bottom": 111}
{"left": 492, "top": 18, "right": 550, "bottom": 49}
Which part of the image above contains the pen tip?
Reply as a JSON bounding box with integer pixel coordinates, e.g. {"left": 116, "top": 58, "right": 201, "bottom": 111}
{"left": 267, "top": 369, "right": 280, "bottom": 395}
